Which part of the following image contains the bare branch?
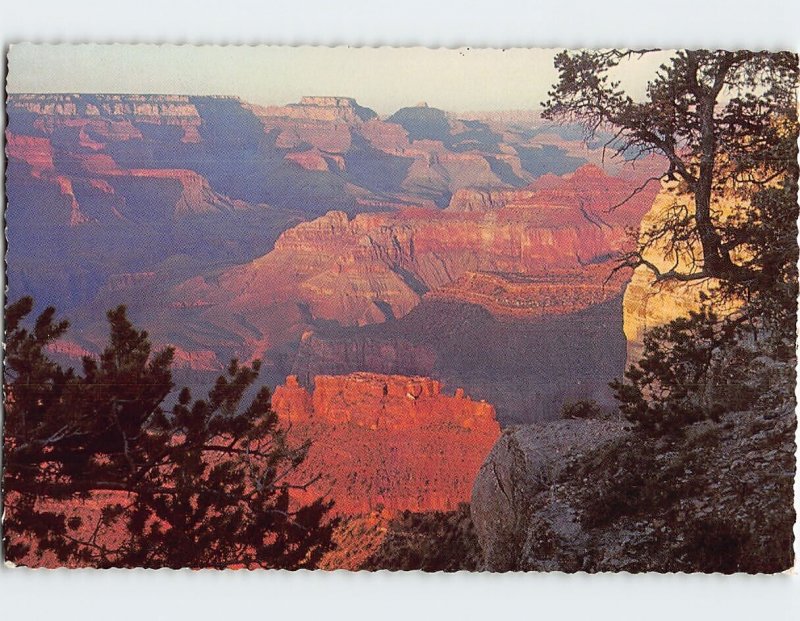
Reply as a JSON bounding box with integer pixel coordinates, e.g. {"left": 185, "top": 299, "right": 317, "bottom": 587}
{"left": 605, "top": 175, "right": 663, "bottom": 213}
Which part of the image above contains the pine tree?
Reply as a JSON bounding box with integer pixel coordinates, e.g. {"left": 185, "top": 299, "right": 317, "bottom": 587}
{"left": 3, "top": 298, "right": 336, "bottom": 568}
{"left": 544, "top": 50, "right": 798, "bottom": 431}
{"left": 543, "top": 50, "right": 798, "bottom": 286}
{"left": 609, "top": 308, "right": 738, "bottom": 435}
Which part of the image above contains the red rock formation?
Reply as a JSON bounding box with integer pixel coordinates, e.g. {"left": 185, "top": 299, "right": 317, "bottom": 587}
{"left": 447, "top": 163, "right": 660, "bottom": 228}
{"left": 74, "top": 153, "right": 121, "bottom": 175}
{"left": 271, "top": 373, "right": 314, "bottom": 419}
{"left": 272, "top": 372, "right": 501, "bottom": 515}
{"left": 7, "top": 92, "right": 665, "bottom": 425}
{"left": 522, "top": 163, "right": 659, "bottom": 225}
{"left": 54, "top": 175, "right": 91, "bottom": 225}
{"left": 249, "top": 96, "right": 617, "bottom": 195}
{"left": 6, "top": 371, "right": 497, "bottom": 566}
{"left": 427, "top": 266, "right": 630, "bottom": 318}
{"left": 5, "top": 133, "right": 55, "bottom": 174}
{"left": 8, "top": 93, "right": 664, "bottom": 232}
{"left": 6, "top": 133, "right": 91, "bottom": 225}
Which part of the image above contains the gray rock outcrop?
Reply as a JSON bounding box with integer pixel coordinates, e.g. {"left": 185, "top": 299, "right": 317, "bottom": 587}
{"left": 471, "top": 418, "right": 628, "bottom": 571}
{"left": 470, "top": 401, "right": 795, "bottom": 573}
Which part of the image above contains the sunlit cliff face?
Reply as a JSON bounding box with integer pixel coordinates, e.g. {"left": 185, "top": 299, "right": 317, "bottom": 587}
{"left": 622, "top": 176, "right": 751, "bottom": 366}
{"left": 272, "top": 373, "right": 500, "bottom": 515}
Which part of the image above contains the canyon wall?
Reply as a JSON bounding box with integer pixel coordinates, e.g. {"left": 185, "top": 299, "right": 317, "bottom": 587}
{"left": 447, "top": 163, "right": 660, "bottom": 223}
{"left": 6, "top": 92, "right": 608, "bottom": 320}
{"left": 621, "top": 179, "right": 739, "bottom": 365}
{"left": 9, "top": 93, "right": 204, "bottom": 142}
{"left": 272, "top": 373, "right": 501, "bottom": 515}
{"left": 158, "top": 163, "right": 657, "bottom": 368}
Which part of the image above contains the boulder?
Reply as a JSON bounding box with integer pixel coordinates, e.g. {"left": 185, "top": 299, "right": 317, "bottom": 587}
{"left": 471, "top": 418, "right": 628, "bottom": 571}
{"left": 471, "top": 399, "right": 795, "bottom": 573}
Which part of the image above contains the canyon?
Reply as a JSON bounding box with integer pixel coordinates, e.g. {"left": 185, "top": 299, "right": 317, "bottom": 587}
{"left": 133, "top": 161, "right": 659, "bottom": 422}
{"left": 6, "top": 92, "right": 674, "bottom": 567}
{"left": 7, "top": 92, "right": 665, "bottom": 421}
{"left": 5, "top": 93, "right": 607, "bottom": 314}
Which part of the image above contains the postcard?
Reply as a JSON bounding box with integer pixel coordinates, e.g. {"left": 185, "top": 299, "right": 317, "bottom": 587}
{"left": 3, "top": 44, "right": 797, "bottom": 571}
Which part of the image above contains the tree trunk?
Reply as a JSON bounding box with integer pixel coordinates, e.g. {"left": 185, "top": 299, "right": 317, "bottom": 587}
{"left": 695, "top": 91, "right": 734, "bottom": 278}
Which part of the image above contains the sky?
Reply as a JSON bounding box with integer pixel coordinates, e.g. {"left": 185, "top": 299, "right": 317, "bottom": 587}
{"left": 7, "top": 44, "right": 672, "bottom": 115}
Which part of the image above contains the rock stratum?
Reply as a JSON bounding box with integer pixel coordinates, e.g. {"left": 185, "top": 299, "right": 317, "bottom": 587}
{"left": 621, "top": 178, "right": 745, "bottom": 366}
{"left": 272, "top": 373, "right": 501, "bottom": 515}
{"left": 160, "top": 191, "right": 638, "bottom": 343}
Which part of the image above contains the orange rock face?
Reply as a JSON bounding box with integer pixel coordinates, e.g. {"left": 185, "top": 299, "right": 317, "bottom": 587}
{"left": 447, "top": 163, "right": 660, "bottom": 226}
{"left": 621, "top": 179, "right": 741, "bottom": 366}
{"left": 272, "top": 373, "right": 501, "bottom": 515}
{"left": 428, "top": 265, "right": 630, "bottom": 318}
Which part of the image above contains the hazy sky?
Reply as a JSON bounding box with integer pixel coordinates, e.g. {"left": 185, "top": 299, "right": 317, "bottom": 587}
{"left": 8, "top": 44, "right": 671, "bottom": 115}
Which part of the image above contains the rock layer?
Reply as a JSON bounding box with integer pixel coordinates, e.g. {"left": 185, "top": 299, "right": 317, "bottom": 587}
{"left": 162, "top": 162, "right": 654, "bottom": 367}
{"left": 272, "top": 373, "right": 501, "bottom": 515}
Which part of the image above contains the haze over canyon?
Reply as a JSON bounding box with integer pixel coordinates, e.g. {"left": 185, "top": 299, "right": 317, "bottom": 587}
{"left": 6, "top": 92, "right": 667, "bottom": 535}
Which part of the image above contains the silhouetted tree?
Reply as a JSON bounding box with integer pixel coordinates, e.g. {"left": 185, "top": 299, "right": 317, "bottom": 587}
{"left": 543, "top": 49, "right": 798, "bottom": 288}
{"left": 3, "top": 298, "right": 336, "bottom": 568}
{"left": 545, "top": 50, "right": 798, "bottom": 433}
